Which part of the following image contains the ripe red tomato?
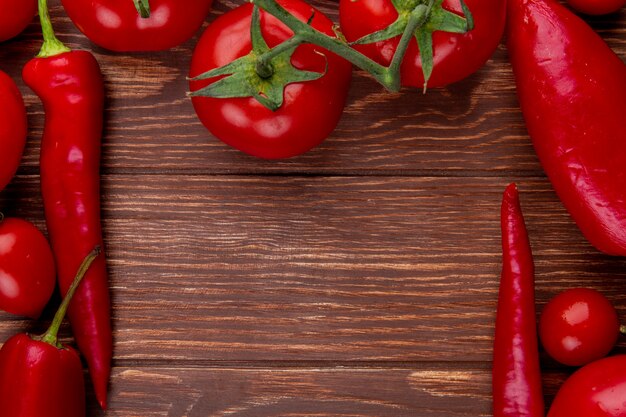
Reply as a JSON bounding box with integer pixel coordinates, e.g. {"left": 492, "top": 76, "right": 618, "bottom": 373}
{"left": 0, "top": 217, "right": 56, "bottom": 319}
{"left": 566, "top": 0, "right": 625, "bottom": 15}
{"left": 0, "top": 0, "right": 36, "bottom": 42}
{"left": 548, "top": 354, "right": 626, "bottom": 417}
{"left": 0, "top": 70, "right": 27, "bottom": 192}
{"left": 539, "top": 288, "right": 620, "bottom": 366}
{"left": 189, "top": 0, "right": 352, "bottom": 159}
{"left": 60, "top": 0, "right": 213, "bottom": 51}
{"left": 339, "top": 0, "right": 506, "bottom": 89}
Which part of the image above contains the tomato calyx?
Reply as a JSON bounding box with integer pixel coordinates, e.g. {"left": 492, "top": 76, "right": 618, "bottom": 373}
{"left": 352, "top": 0, "right": 474, "bottom": 90}
{"left": 189, "top": 6, "right": 326, "bottom": 111}
{"left": 189, "top": 0, "right": 475, "bottom": 111}
{"left": 132, "top": 0, "right": 151, "bottom": 18}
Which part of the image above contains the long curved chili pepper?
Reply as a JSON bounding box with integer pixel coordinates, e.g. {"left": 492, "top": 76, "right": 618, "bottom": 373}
{"left": 22, "top": 0, "right": 111, "bottom": 409}
{"left": 492, "top": 184, "right": 544, "bottom": 417}
{"left": 0, "top": 248, "right": 100, "bottom": 417}
{"left": 507, "top": 0, "right": 626, "bottom": 256}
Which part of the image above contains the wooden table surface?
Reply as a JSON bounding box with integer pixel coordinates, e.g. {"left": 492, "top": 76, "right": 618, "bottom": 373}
{"left": 1, "top": 1, "right": 625, "bottom": 415}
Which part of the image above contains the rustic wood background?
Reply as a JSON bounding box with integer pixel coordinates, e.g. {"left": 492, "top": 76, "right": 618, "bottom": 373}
{"left": 1, "top": 0, "right": 625, "bottom": 415}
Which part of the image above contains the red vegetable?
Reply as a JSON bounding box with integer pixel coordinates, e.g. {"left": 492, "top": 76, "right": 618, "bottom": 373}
{"left": 0, "top": 0, "right": 36, "bottom": 42}
{"left": 548, "top": 354, "right": 626, "bottom": 417}
{"left": 23, "top": 0, "right": 111, "bottom": 409}
{"left": 189, "top": 0, "right": 352, "bottom": 159}
{"left": 539, "top": 288, "right": 620, "bottom": 367}
{"left": 507, "top": 0, "right": 626, "bottom": 256}
{"left": 566, "top": 0, "right": 625, "bottom": 15}
{"left": 60, "top": 0, "right": 213, "bottom": 52}
{"left": 492, "top": 184, "right": 544, "bottom": 417}
{"left": 0, "top": 247, "right": 100, "bottom": 417}
{"left": 0, "top": 70, "right": 27, "bottom": 193}
{"left": 0, "top": 216, "right": 56, "bottom": 319}
{"left": 339, "top": 0, "right": 506, "bottom": 89}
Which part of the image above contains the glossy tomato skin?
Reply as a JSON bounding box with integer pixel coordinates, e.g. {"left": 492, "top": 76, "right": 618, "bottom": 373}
{"left": 548, "top": 355, "right": 626, "bottom": 417}
{"left": 539, "top": 288, "right": 620, "bottom": 366}
{"left": 339, "top": 0, "right": 506, "bottom": 88}
{"left": 60, "top": 0, "right": 213, "bottom": 51}
{"left": 189, "top": 0, "right": 352, "bottom": 159}
{"left": 0, "top": 0, "right": 36, "bottom": 42}
{"left": 0, "top": 218, "right": 56, "bottom": 319}
{"left": 567, "top": 0, "right": 625, "bottom": 15}
{"left": 0, "top": 70, "right": 27, "bottom": 192}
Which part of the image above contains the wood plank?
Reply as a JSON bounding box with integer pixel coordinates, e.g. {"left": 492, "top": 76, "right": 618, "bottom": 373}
{"left": 78, "top": 366, "right": 574, "bottom": 417}
{"left": 2, "top": 175, "right": 625, "bottom": 362}
{"left": 99, "top": 366, "right": 494, "bottom": 417}
{"left": 0, "top": 2, "right": 623, "bottom": 175}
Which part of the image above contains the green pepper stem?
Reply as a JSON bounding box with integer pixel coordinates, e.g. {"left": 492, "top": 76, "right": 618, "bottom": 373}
{"left": 36, "top": 0, "right": 71, "bottom": 58}
{"left": 39, "top": 247, "right": 102, "bottom": 347}
{"left": 133, "top": 0, "right": 151, "bottom": 18}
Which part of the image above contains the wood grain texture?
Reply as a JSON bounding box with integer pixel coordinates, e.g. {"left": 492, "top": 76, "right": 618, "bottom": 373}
{"left": 0, "top": 0, "right": 625, "bottom": 415}
{"left": 1, "top": 176, "right": 625, "bottom": 364}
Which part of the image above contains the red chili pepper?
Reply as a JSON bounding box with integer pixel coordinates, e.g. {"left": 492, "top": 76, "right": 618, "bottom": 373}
{"left": 60, "top": 0, "right": 213, "bottom": 52}
{"left": 0, "top": 247, "right": 100, "bottom": 417}
{"left": 22, "top": 0, "right": 111, "bottom": 409}
{"left": 492, "top": 184, "right": 544, "bottom": 417}
{"left": 507, "top": 0, "right": 626, "bottom": 256}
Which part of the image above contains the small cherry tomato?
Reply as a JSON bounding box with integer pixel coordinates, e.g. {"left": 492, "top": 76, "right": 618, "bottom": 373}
{"left": 60, "top": 0, "right": 213, "bottom": 52}
{"left": 539, "top": 288, "right": 620, "bottom": 366}
{"left": 189, "top": 0, "right": 352, "bottom": 159}
{"left": 548, "top": 354, "right": 626, "bottom": 417}
{"left": 339, "top": 0, "right": 506, "bottom": 89}
{"left": 0, "top": 70, "right": 27, "bottom": 192}
{"left": 0, "top": 217, "right": 56, "bottom": 319}
{"left": 566, "top": 0, "right": 625, "bottom": 15}
{"left": 0, "top": 0, "right": 36, "bottom": 42}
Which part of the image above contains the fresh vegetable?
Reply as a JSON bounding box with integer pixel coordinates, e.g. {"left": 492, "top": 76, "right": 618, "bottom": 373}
{"left": 548, "top": 354, "right": 626, "bottom": 417}
{"left": 507, "top": 0, "right": 626, "bottom": 256}
{"left": 189, "top": 0, "right": 352, "bottom": 159}
{"left": 0, "top": 216, "right": 56, "bottom": 319}
{"left": 0, "top": 70, "right": 27, "bottom": 193}
{"left": 339, "top": 0, "right": 505, "bottom": 89}
{"left": 492, "top": 184, "right": 544, "bottom": 417}
{"left": 0, "top": 0, "right": 36, "bottom": 42}
{"left": 539, "top": 288, "right": 620, "bottom": 367}
{"left": 60, "top": 0, "right": 213, "bottom": 52}
{"left": 0, "top": 247, "right": 100, "bottom": 417}
{"left": 23, "top": 0, "right": 111, "bottom": 409}
{"left": 566, "top": 0, "right": 625, "bottom": 15}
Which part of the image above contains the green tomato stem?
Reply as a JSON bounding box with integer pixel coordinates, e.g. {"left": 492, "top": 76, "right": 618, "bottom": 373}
{"left": 133, "top": 0, "right": 151, "bottom": 18}
{"left": 252, "top": 0, "right": 407, "bottom": 92}
{"left": 388, "top": 4, "right": 429, "bottom": 80}
{"left": 39, "top": 247, "right": 102, "bottom": 348}
{"left": 36, "top": 0, "right": 71, "bottom": 58}
{"left": 256, "top": 34, "right": 304, "bottom": 77}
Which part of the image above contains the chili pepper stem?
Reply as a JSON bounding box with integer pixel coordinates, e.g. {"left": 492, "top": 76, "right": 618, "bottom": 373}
{"left": 251, "top": 0, "right": 431, "bottom": 92}
{"left": 621, "top": 325, "right": 626, "bottom": 335}
{"left": 36, "top": 247, "right": 101, "bottom": 348}
{"left": 133, "top": 0, "right": 151, "bottom": 18}
{"left": 36, "top": 0, "right": 71, "bottom": 58}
